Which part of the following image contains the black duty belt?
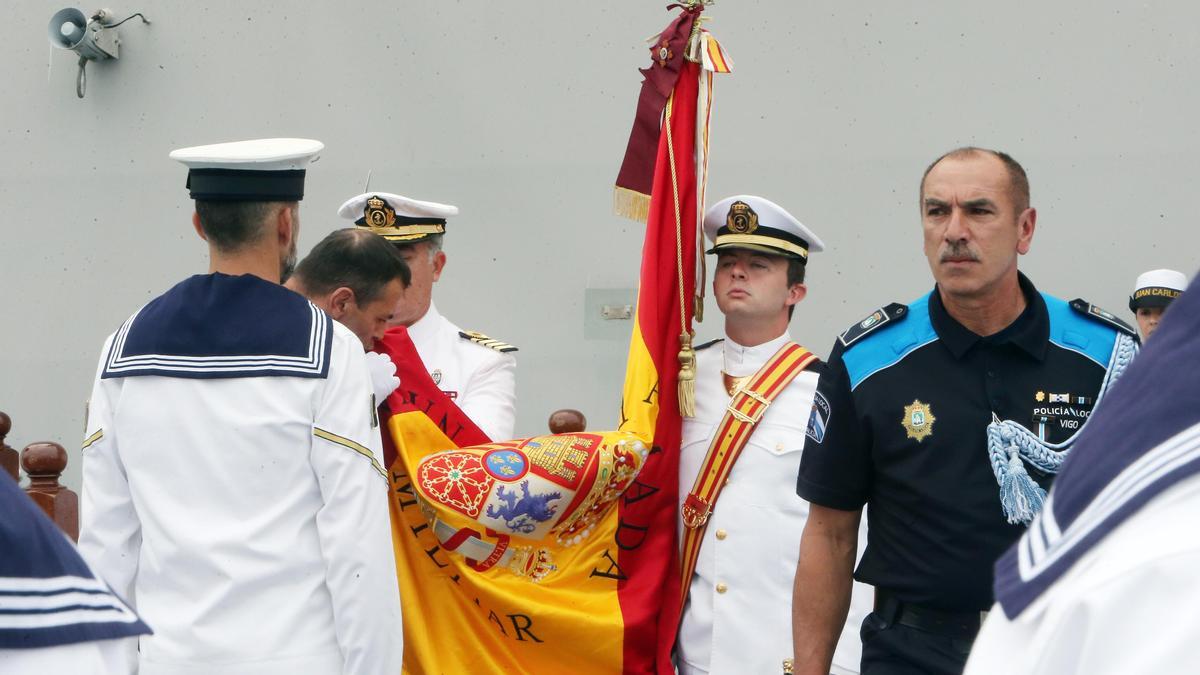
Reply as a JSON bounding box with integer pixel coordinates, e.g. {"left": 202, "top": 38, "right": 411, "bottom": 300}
{"left": 874, "top": 589, "right": 988, "bottom": 640}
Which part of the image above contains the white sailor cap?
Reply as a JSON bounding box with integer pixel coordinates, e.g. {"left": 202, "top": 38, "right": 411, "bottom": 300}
{"left": 338, "top": 192, "right": 459, "bottom": 243}
{"left": 1130, "top": 268, "right": 1187, "bottom": 312}
{"left": 169, "top": 138, "right": 323, "bottom": 202}
{"left": 703, "top": 195, "right": 825, "bottom": 262}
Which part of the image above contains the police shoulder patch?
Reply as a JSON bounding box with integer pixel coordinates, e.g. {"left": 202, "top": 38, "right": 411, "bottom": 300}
{"left": 1068, "top": 299, "right": 1137, "bottom": 338}
{"left": 459, "top": 330, "right": 518, "bottom": 353}
{"left": 694, "top": 338, "right": 723, "bottom": 351}
{"left": 806, "top": 390, "right": 831, "bottom": 444}
{"left": 838, "top": 303, "right": 909, "bottom": 348}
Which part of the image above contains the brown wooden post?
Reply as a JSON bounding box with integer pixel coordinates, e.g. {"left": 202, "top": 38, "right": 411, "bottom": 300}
{"left": 21, "top": 442, "right": 79, "bottom": 541}
{"left": 548, "top": 409, "right": 587, "bottom": 434}
{"left": 0, "top": 412, "right": 16, "bottom": 481}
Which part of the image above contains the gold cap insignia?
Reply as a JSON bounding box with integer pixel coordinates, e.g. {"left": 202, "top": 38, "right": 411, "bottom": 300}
{"left": 364, "top": 195, "right": 396, "bottom": 229}
{"left": 726, "top": 201, "right": 758, "bottom": 234}
{"left": 902, "top": 399, "right": 936, "bottom": 442}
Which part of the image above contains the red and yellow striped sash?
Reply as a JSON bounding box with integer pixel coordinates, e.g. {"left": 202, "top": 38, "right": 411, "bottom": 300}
{"left": 678, "top": 341, "right": 817, "bottom": 607}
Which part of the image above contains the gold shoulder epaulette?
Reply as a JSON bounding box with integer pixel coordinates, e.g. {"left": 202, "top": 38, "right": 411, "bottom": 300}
{"left": 459, "top": 330, "right": 518, "bottom": 353}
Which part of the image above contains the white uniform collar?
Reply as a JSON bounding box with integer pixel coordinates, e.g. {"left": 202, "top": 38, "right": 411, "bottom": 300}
{"left": 407, "top": 301, "right": 442, "bottom": 345}
{"left": 722, "top": 331, "right": 792, "bottom": 377}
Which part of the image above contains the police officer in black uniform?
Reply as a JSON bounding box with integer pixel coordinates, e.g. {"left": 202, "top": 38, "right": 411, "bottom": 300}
{"left": 789, "top": 147, "right": 1138, "bottom": 675}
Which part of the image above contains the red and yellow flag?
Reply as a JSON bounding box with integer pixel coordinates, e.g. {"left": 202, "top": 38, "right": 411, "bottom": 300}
{"left": 376, "top": 5, "right": 730, "bottom": 673}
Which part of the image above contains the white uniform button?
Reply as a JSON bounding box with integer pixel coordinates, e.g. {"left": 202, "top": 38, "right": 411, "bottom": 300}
{"left": 716, "top": 582, "right": 728, "bottom": 594}
{"left": 775, "top": 442, "right": 784, "bottom": 451}
{"left": 715, "top": 529, "right": 727, "bottom": 540}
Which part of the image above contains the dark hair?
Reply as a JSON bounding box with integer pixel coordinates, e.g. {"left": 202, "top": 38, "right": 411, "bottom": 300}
{"left": 787, "top": 258, "right": 807, "bottom": 287}
{"left": 786, "top": 258, "right": 806, "bottom": 319}
{"left": 919, "top": 146, "right": 1030, "bottom": 211}
{"left": 194, "top": 200, "right": 293, "bottom": 251}
{"left": 292, "top": 229, "right": 412, "bottom": 305}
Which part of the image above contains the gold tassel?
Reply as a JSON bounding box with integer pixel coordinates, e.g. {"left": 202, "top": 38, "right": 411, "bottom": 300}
{"left": 677, "top": 331, "right": 697, "bottom": 418}
{"left": 613, "top": 186, "right": 652, "bottom": 223}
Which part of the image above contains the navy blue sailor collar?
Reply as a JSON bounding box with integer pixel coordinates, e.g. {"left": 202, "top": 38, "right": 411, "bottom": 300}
{"left": 929, "top": 271, "right": 1048, "bottom": 362}
{"left": 101, "top": 272, "right": 334, "bottom": 380}
{"left": 993, "top": 273, "right": 1200, "bottom": 618}
{"left": 0, "top": 473, "right": 150, "bottom": 648}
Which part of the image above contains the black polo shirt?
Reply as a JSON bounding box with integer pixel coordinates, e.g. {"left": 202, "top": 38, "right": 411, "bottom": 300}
{"left": 797, "top": 274, "right": 1128, "bottom": 611}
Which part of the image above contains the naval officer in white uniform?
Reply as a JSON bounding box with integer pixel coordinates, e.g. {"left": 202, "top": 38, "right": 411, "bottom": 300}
{"left": 676, "top": 195, "right": 870, "bottom": 675}
{"left": 339, "top": 192, "right": 517, "bottom": 440}
{"left": 78, "top": 139, "right": 402, "bottom": 675}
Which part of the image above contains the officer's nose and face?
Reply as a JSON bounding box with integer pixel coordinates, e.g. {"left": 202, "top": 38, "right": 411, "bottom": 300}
{"left": 1136, "top": 306, "right": 1166, "bottom": 340}
{"left": 319, "top": 278, "right": 406, "bottom": 350}
{"left": 352, "top": 279, "right": 407, "bottom": 349}
{"left": 388, "top": 240, "right": 446, "bottom": 327}
{"left": 921, "top": 153, "right": 1036, "bottom": 302}
{"left": 713, "top": 249, "right": 799, "bottom": 322}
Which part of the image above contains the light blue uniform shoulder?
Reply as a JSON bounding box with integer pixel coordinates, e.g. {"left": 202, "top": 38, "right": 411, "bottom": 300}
{"left": 841, "top": 295, "right": 933, "bottom": 391}
{"left": 1047, "top": 295, "right": 1128, "bottom": 367}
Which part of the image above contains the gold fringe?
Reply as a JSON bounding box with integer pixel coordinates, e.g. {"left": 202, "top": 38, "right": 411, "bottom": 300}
{"left": 677, "top": 331, "right": 697, "bottom": 418}
{"left": 613, "top": 186, "right": 651, "bottom": 223}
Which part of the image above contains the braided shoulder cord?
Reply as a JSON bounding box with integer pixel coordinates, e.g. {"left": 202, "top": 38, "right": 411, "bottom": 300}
{"left": 987, "top": 332, "right": 1138, "bottom": 523}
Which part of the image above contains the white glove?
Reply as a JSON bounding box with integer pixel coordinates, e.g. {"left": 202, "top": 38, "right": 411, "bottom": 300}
{"left": 364, "top": 351, "right": 401, "bottom": 402}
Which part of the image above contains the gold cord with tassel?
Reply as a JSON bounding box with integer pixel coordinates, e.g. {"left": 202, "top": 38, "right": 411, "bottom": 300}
{"left": 677, "top": 331, "right": 697, "bottom": 418}
{"left": 663, "top": 91, "right": 697, "bottom": 418}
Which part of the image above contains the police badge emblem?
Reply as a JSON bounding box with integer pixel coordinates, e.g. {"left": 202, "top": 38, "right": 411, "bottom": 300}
{"left": 725, "top": 201, "right": 759, "bottom": 233}
{"left": 860, "top": 311, "right": 883, "bottom": 330}
{"left": 363, "top": 195, "right": 396, "bottom": 229}
{"left": 902, "top": 399, "right": 936, "bottom": 442}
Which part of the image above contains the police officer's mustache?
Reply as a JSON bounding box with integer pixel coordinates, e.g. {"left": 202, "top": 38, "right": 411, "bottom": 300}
{"left": 940, "top": 243, "right": 980, "bottom": 263}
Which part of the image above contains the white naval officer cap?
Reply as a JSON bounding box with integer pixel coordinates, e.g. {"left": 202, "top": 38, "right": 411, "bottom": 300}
{"left": 169, "top": 138, "right": 324, "bottom": 201}
{"left": 703, "top": 195, "right": 825, "bottom": 262}
{"left": 1129, "top": 268, "right": 1187, "bottom": 312}
{"left": 338, "top": 192, "right": 459, "bottom": 243}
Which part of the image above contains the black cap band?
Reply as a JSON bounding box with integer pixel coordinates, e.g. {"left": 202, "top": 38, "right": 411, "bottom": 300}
{"left": 1129, "top": 286, "right": 1182, "bottom": 311}
{"left": 705, "top": 224, "right": 811, "bottom": 260}
{"left": 186, "top": 168, "right": 307, "bottom": 201}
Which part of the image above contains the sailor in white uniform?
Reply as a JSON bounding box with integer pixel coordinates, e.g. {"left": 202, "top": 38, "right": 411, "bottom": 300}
{"left": 339, "top": 192, "right": 517, "bottom": 440}
{"left": 1128, "top": 268, "right": 1186, "bottom": 341}
{"left": 676, "top": 195, "right": 870, "bottom": 675}
{"left": 0, "top": 472, "right": 150, "bottom": 675}
{"left": 965, "top": 274, "right": 1199, "bottom": 675}
{"left": 78, "top": 139, "right": 402, "bottom": 675}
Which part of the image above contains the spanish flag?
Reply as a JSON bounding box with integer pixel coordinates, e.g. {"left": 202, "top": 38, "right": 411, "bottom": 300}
{"left": 377, "top": 6, "right": 729, "bottom": 673}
